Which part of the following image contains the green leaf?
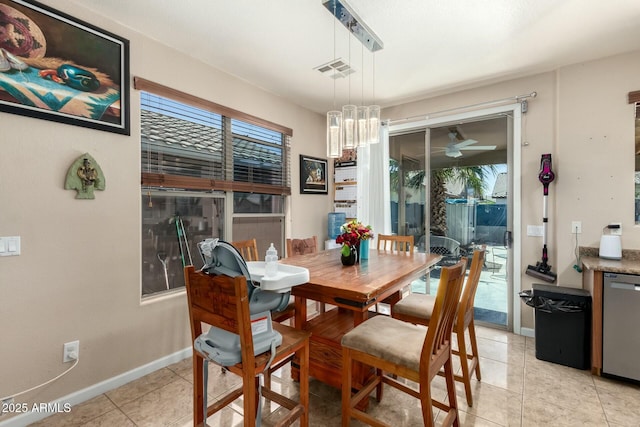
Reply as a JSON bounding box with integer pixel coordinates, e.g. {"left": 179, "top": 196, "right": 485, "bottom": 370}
{"left": 341, "top": 245, "right": 351, "bottom": 256}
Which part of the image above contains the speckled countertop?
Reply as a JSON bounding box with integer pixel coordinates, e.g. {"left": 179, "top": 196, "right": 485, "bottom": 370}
{"left": 580, "top": 246, "right": 640, "bottom": 274}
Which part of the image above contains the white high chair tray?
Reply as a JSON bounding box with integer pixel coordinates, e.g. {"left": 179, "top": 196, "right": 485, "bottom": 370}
{"left": 246, "top": 261, "right": 310, "bottom": 293}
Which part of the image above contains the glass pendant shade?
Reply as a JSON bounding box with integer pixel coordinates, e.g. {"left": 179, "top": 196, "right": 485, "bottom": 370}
{"left": 367, "top": 105, "right": 380, "bottom": 144}
{"left": 356, "top": 106, "right": 369, "bottom": 147}
{"left": 342, "top": 104, "right": 357, "bottom": 149}
{"left": 326, "top": 110, "right": 343, "bottom": 158}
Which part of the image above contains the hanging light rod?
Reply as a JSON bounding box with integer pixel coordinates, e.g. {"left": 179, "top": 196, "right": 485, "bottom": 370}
{"left": 322, "top": 0, "right": 384, "bottom": 52}
{"left": 388, "top": 92, "right": 538, "bottom": 125}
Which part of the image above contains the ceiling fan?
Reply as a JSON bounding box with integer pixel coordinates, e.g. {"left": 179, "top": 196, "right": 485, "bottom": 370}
{"left": 443, "top": 126, "right": 496, "bottom": 158}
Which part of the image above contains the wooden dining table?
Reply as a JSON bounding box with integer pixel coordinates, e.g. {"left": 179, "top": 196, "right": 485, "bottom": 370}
{"left": 279, "top": 248, "right": 442, "bottom": 391}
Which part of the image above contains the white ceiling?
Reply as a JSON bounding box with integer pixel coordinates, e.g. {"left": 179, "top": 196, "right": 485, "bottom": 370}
{"left": 70, "top": 0, "right": 640, "bottom": 114}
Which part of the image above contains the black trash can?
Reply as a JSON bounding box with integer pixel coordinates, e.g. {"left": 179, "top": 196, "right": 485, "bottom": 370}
{"left": 520, "top": 284, "right": 591, "bottom": 369}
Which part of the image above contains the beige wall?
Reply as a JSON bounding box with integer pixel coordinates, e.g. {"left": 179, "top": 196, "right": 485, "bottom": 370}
{"left": 555, "top": 53, "right": 639, "bottom": 278}
{"left": 0, "top": 0, "right": 327, "bottom": 413}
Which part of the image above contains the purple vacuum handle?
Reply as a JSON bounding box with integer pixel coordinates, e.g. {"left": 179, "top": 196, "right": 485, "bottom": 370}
{"left": 539, "top": 154, "right": 555, "bottom": 195}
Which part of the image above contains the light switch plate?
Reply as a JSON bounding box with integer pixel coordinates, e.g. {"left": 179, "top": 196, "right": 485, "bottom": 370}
{"left": 0, "top": 236, "right": 20, "bottom": 256}
{"left": 527, "top": 225, "right": 543, "bottom": 237}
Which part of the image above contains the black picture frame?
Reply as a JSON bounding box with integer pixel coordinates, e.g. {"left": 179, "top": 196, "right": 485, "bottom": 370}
{"left": 0, "top": 0, "right": 130, "bottom": 135}
{"left": 300, "top": 155, "right": 328, "bottom": 194}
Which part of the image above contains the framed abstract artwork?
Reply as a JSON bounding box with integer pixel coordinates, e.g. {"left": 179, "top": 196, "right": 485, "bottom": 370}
{"left": 0, "top": 0, "right": 130, "bottom": 134}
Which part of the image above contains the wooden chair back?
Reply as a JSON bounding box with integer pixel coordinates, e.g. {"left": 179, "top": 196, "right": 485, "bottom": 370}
{"left": 231, "top": 238, "right": 259, "bottom": 261}
{"left": 285, "top": 235, "right": 325, "bottom": 315}
{"left": 286, "top": 236, "right": 318, "bottom": 257}
{"left": 184, "top": 266, "right": 249, "bottom": 349}
{"left": 377, "top": 234, "right": 414, "bottom": 255}
{"left": 422, "top": 258, "right": 467, "bottom": 374}
{"left": 458, "top": 247, "right": 486, "bottom": 328}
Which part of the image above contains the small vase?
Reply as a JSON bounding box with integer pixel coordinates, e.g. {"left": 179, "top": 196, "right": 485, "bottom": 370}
{"left": 359, "top": 239, "right": 369, "bottom": 260}
{"left": 341, "top": 245, "right": 357, "bottom": 266}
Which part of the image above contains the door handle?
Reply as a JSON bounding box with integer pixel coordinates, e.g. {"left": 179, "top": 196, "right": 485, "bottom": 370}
{"left": 610, "top": 282, "right": 640, "bottom": 291}
{"left": 504, "top": 230, "right": 513, "bottom": 249}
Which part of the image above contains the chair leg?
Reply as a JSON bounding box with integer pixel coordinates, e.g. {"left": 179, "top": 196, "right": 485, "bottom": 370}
{"left": 468, "top": 319, "right": 481, "bottom": 381}
{"left": 193, "top": 354, "right": 204, "bottom": 426}
{"left": 263, "top": 370, "right": 271, "bottom": 404}
{"left": 456, "top": 329, "right": 474, "bottom": 407}
{"left": 375, "top": 368, "right": 383, "bottom": 402}
{"left": 342, "top": 349, "right": 353, "bottom": 426}
{"left": 443, "top": 357, "right": 460, "bottom": 427}
{"left": 241, "top": 373, "right": 258, "bottom": 424}
{"left": 419, "top": 378, "right": 435, "bottom": 426}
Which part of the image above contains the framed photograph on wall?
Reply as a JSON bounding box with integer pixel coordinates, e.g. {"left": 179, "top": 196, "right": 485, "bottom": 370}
{"left": 300, "top": 155, "right": 328, "bottom": 194}
{"left": 0, "top": 0, "right": 130, "bottom": 135}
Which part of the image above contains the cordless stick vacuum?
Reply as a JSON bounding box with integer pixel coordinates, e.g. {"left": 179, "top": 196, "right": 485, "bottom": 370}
{"left": 526, "top": 154, "right": 557, "bottom": 283}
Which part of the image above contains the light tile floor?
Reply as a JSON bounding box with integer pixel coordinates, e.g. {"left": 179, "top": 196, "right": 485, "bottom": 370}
{"left": 31, "top": 325, "right": 640, "bottom": 426}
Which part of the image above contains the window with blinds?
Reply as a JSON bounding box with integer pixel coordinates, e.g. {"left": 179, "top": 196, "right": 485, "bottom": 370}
{"left": 140, "top": 90, "right": 291, "bottom": 195}
{"left": 138, "top": 81, "right": 292, "bottom": 298}
{"left": 141, "top": 92, "right": 224, "bottom": 181}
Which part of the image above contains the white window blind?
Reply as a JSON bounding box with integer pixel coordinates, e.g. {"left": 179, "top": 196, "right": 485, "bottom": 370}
{"left": 141, "top": 92, "right": 224, "bottom": 180}
{"left": 137, "top": 80, "right": 291, "bottom": 195}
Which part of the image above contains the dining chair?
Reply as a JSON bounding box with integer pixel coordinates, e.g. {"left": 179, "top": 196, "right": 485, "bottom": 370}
{"left": 286, "top": 235, "right": 318, "bottom": 257}
{"left": 184, "top": 266, "right": 310, "bottom": 427}
{"left": 375, "top": 234, "right": 415, "bottom": 312}
{"left": 231, "top": 238, "right": 260, "bottom": 261}
{"left": 286, "top": 235, "right": 325, "bottom": 314}
{"left": 377, "top": 234, "right": 415, "bottom": 255}
{"left": 392, "top": 247, "right": 486, "bottom": 407}
{"left": 231, "top": 238, "right": 295, "bottom": 324}
{"left": 341, "top": 258, "right": 467, "bottom": 427}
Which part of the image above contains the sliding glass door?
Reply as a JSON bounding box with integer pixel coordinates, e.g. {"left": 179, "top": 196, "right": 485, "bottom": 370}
{"left": 388, "top": 104, "right": 522, "bottom": 332}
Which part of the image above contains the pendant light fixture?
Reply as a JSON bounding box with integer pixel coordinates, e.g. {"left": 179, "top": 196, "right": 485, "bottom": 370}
{"left": 356, "top": 105, "right": 369, "bottom": 147}
{"left": 368, "top": 53, "right": 380, "bottom": 145}
{"left": 323, "top": 0, "right": 383, "bottom": 155}
{"left": 326, "top": 1, "right": 343, "bottom": 158}
{"left": 355, "top": 43, "right": 369, "bottom": 148}
{"left": 342, "top": 33, "right": 357, "bottom": 150}
{"left": 342, "top": 104, "right": 357, "bottom": 149}
{"left": 326, "top": 110, "right": 342, "bottom": 157}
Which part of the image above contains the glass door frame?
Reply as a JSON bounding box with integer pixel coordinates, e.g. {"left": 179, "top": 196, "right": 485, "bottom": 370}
{"left": 388, "top": 103, "right": 522, "bottom": 333}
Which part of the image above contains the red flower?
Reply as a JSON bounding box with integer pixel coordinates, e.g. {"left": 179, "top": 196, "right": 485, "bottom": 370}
{"left": 335, "top": 219, "right": 374, "bottom": 249}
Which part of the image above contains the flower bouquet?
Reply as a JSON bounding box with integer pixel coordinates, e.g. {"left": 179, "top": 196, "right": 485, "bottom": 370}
{"left": 335, "top": 220, "right": 373, "bottom": 265}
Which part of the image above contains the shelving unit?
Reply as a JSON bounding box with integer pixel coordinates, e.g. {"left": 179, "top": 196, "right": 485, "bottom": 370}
{"left": 333, "top": 151, "right": 358, "bottom": 220}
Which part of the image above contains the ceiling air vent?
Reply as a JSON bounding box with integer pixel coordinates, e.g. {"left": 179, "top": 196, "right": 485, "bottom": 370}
{"left": 314, "top": 58, "right": 355, "bottom": 79}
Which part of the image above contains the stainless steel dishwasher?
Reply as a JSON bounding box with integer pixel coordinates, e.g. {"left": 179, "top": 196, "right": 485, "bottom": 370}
{"left": 603, "top": 272, "right": 640, "bottom": 382}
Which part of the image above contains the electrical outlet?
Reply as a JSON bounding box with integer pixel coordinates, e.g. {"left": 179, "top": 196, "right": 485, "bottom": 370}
{"left": 610, "top": 222, "right": 622, "bottom": 235}
{"left": 63, "top": 340, "right": 79, "bottom": 363}
{"left": 571, "top": 221, "right": 582, "bottom": 234}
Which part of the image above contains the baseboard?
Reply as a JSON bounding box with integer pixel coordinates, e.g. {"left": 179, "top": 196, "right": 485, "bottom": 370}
{"left": 519, "top": 327, "right": 535, "bottom": 338}
{"left": 0, "top": 347, "right": 192, "bottom": 427}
